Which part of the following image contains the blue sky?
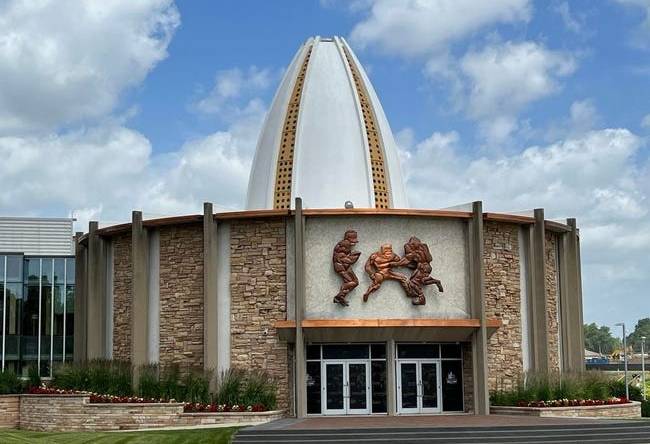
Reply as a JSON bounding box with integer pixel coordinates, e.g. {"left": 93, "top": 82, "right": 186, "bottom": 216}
{"left": 0, "top": 0, "right": 649, "bottom": 332}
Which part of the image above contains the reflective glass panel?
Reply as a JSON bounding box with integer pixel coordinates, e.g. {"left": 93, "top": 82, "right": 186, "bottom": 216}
{"left": 400, "top": 363, "right": 418, "bottom": 409}
{"left": 371, "top": 361, "right": 387, "bottom": 413}
{"left": 21, "top": 283, "right": 39, "bottom": 376}
{"left": 441, "top": 343, "right": 461, "bottom": 359}
{"left": 370, "top": 343, "right": 386, "bottom": 359}
{"left": 348, "top": 363, "right": 367, "bottom": 410}
{"left": 306, "top": 361, "right": 321, "bottom": 414}
{"left": 306, "top": 345, "right": 320, "bottom": 360}
{"left": 6, "top": 255, "right": 22, "bottom": 282}
{"left": 54, "top": 259, "right": 65, "bottom": 284}
{"left": 325, "top": 363, "right": 344, "bottom": 410}
{"left": 65, "top": 285, "right": 74, "bottom": 358}
{"left": 322, "top": 344, "right": 368, "bottom": 360}
{"left": 65, "top": 259, "right": 75, "bottom": 284}
{"left": 24, "top": 258, "right": 40, "bottom": 284}
{"left": 442, "top": 360, "right": 464, "bottom": 411}
{"left": 421, "top": 363, "right": 438, "bottom": 409}
{"left": 397, "top": 344, "right": 439, "bottom": 359}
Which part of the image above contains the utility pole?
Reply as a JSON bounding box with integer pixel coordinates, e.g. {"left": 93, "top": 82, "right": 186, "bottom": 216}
{"left": 615, "top": 323, "right": 629, "bottom": 400}
{"left": 642, "top": 336, "right": 646, "bottom": 401}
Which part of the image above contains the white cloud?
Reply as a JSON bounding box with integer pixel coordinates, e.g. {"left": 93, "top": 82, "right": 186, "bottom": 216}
{"left": 641, "top": 113, "right": 650, "bottom": 128}
{"left": 399, "top": 126, "right": 649, "bottom": 327}
{"left": 194, "top": 66, "right": 274, "bottom": 116}
{"left": 0, "top": 0, "right": 179, "bottom": 134}
{"left": 552, "top": 2, "right": 583, "bottom": 34}
{"left": 0, "top": 109, "right": 263, "bottom": 230}
{"left": 616, "top": 0, "right": 650, "bottom": 48}
{"left": 460, "top": 41, "right": 576, "bottom": 119}
{"left": 349, "top": 0, "right": 531, "bottom": 57}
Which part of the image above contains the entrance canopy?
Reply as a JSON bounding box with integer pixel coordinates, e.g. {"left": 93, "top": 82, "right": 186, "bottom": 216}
{"left": 275, "top": 318, "right": 501, "bottom": 342}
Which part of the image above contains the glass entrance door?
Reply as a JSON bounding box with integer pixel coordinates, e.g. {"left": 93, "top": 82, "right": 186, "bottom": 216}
{"left": 323, "top": 360, "right": 370, "bottom": 415}
{"left": 397, "top": 360, "right": 441, "bottom": 414}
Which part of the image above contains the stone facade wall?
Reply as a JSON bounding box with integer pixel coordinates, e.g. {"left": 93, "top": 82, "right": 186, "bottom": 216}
{"left": 462, "top": 342, "right": 473, "bottom": 414}
{"left": 483, "top": 222, "right": 522, "bottom": 392}
{"left": 0, "top": 395, "right": 19, "bottom": 428}
{"left": 159, "top": 224, "right": 204, "bottom": 370}
{"left": 491, "top": 402, "right": 641, "bottom": 418}
{"left": 112, "top": 233, "right": 132, "bottom": 361}
{"left": 545, "top": 232, "right": 560, "bottom": 372}
{"left": 230, "top": 218, "right": 290, "bottom": 411}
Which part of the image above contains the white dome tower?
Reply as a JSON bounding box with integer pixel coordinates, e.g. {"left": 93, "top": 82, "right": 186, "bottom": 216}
{"left": 246, "top": 36, "right": 408, "bottom": 210}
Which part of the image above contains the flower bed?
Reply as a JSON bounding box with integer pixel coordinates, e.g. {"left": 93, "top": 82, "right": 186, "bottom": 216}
{"left": 517, "top": 397, "right": 630, "bottom": 408}
{"left": 28, "top": 386, "right": 275, "bottom": 415}
{"left": 183, "top": 402, "right": 267, "bottom": 413}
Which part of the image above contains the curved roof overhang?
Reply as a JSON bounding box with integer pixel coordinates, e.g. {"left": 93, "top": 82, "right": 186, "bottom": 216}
{"left": 79, "top": 208, "right": 572, "bottom": 243}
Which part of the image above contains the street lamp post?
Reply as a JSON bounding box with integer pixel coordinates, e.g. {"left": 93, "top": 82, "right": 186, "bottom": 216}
{"left": 642, "top": 336, "right": 646, "bottom": 401}
{"left": 615, "top": 323, "right": 629, "bottom": 400}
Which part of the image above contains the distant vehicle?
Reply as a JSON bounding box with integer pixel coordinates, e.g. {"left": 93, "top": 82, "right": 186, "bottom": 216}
{"left": 586, "top": 357, "right": 609, "bottom": 365}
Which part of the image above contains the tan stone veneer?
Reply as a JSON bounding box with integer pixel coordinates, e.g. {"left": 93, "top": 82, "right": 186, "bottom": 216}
{"left": 545, "top": 232, "right": 560, "bottom": 372}
{"left": 483, "top": 222, "right": 523, "bottom": 392}
{"left": 112, "top": 233, "right": 132, "bottom": 361}
{"left": 230, "top": 219, "right": 291, "bottom": 411}
{"left": 159, "top": 224, "right": 204, "bottom": 369}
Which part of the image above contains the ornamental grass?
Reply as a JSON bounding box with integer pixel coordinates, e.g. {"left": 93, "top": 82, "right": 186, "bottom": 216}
{"left": 490, "top": 371, "right": 638, "bottom": 407}
{"left": 47, "top": 361, "right": 277, "bottom": 412}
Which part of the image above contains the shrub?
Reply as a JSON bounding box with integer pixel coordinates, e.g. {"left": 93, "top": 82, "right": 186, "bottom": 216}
{"left": 240, "top": 370, "right": 277, "bottom": 410}
{"left": 53, "top": 362, "right": 89, "bottom": 391}
{"left": 107, "top": 360, "right": 132, "bottom": 396}
{"left": 87, "top": 359, "right": 112, "bottom": 394}
{"left": 642, "top": 400, "right": 650, "bottom": 418}
{"left": 490, "top": 371, "right": 621, "bottom": 406}
{"left": 609, "top": 379, "right": 643, "bottom": 401}
{"left": 215, "top": 368, "right": 245, "bottom": 406}
{"left": 180, "top": 369, "right": 211, "bottom": 404}
{"left": 160, "top": 364, "right": 181, "bottom": 401}
{"left": 137, "top": 364, "right": 160, "bottom": 400}
{"left": 27, "top": 364, "right": 41, "bottom": 389}
{"left": 0, "top": 370, "right": 22, "bottom": 394}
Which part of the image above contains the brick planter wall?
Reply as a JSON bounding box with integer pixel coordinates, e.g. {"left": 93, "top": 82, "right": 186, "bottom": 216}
{"left": 19, "top": 395, "right": 184, "bottom": 431}
{"left": 0, "top": 395, "right": 19, "bottom": 428}
{"left": 491, "top": 402, "right": 642, "bottom": 418}
{"left": 15, "top": 394, "right": 284, "bottom": 431}
{"left": 178, "top": 410, "right": 285, "bottom": 427}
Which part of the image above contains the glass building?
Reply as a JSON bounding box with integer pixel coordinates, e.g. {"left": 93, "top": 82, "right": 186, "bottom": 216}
{"left": 0, "top": 217, "right": 76, "bottom": 377}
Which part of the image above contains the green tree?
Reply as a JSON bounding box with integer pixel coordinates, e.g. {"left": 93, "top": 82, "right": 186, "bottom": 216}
{"left": 627, "top": 318, "right": 650, "bottom": 352}
{"left": 584, "top": 323, "right": 621, "bottom": 355}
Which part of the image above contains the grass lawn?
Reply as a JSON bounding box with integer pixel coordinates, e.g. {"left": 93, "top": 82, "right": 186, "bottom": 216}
{"left": 0, "top": 427, "right": 238, "bottom": 444}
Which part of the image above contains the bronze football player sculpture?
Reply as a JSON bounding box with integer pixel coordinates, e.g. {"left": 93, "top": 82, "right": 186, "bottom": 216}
{"left": 362, "top": 243, "right": 409, "bottom": 302}
{"left": 332, "top": 230, "right": 361, "bottom": 306}
{"left": 399, "top": 236, "right": 443, "bottom": 305}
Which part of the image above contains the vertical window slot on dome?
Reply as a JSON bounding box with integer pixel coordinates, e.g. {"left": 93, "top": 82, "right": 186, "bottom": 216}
{"left": 272, "top": 45, "right": 313, "bottom": 209}
{"left": 341, "top": 45, "right": 390, "bottom": 209}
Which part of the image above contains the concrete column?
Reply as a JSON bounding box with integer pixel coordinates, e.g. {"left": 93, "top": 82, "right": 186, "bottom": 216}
{"left": 73, "top": 232, "right": 87, "bottom": 363}
{"left": 531, "top": 208, "right": 549, "bottom": 372}
{"left": 468, "top": 201, "right": 489, "bottom": 415}
{"left": 294, "top": 198, "right": 307, "bottom": 418}
{"left": 203, "top": 202, "right": 219, "bottom": 378}
{"left": 565, "top": 218, "right": 585, "bottom": 371}
{"left": 575, "top": 230, "right": 585, "bottom": 367}
{"left": 387, "top": 339, "right": 396, "bottom": 416}
{"left": 131, "top": 211, "right": 149, "bottom": 379}
{"left": 86, "top": 221, "right": 106, "bottom": 359}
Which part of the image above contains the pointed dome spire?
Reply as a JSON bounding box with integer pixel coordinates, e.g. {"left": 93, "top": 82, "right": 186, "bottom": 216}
{"left": 246, "top": 36, "right": 408, "bottom": 210}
